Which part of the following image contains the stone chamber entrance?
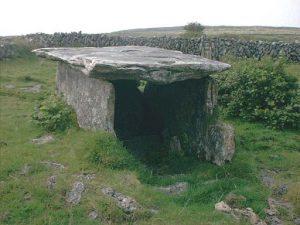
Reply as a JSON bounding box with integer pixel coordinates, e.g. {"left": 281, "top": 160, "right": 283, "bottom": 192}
{"left": 112, "top": 78, "right": 218, "bottom": 163}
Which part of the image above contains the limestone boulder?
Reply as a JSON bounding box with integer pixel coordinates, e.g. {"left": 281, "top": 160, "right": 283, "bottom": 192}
{"left": 205, "top": 123, "right": 235, "bottom": 166}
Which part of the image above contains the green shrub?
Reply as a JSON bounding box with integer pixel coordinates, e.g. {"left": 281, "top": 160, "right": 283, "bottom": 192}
{"left": 215, "top": 57, "right": 300, "bottom": 129}
{"left": 32, "top": 95, "right": 75, "bottom": 132}
{"left": 87, "top": 133, "right": 138, "bottom": 170}
{"left": 181, "top": 22, "right": 205, "bottom": 38}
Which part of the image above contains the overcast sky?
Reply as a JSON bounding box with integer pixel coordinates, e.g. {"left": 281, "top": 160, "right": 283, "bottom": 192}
{"left": 1, "top": 0, "right": 299, "bottom": 36}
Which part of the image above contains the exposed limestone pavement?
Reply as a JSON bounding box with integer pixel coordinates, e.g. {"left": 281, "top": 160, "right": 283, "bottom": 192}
{"left": 158, "top": 182, "right": 188, "bottom": 195}
{"left": 66, "top": 181, "right": 85, "bottom": 205}
{"left": 101, "top": 187, "right": 140, "bottom": 213}
{"left": 41, "top": 161, "right": 65, "bottom": 170}
{"left": 215, "top": 201, "right": 267, "bottom": 225}
{"left": 259, "top": 169, "right": 297, "bottom": 225}
{"left": 65, "top": 173, "right": 96, "bottom": 205}
{"left": 46, "top": 175, "right": 56, "bottom": 191}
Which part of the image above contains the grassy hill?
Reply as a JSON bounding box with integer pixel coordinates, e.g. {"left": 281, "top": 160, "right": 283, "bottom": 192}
{"left": 0, "top": 56, "right": 299, "bottom": 224}
{"left": 110, "top": 25, "right": 300, "bottom": 42}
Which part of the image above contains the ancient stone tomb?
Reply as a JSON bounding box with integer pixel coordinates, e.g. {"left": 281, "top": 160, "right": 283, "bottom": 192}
{"left": 34, "top": 46, "right": 235, "bottom": 165}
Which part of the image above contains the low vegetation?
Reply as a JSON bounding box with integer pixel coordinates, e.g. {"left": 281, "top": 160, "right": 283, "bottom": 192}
{"left": 181, "top": 22, "right": 205, "bottom": 38}
{"left": 215, "top": 57, "right": 300, "bottom": 129}
{"left": 32, "top": 94, "right": 76, "bottom": 132}
{"left": 0, "top": 57, "right": 299, "bottom": 224}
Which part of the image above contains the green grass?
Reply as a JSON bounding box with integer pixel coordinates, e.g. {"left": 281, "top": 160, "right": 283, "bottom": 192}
{"left": 0, "top": 57, "right": 300, "bottom": 224}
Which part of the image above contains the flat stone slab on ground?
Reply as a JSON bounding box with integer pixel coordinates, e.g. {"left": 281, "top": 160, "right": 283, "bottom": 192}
{"left": 101, "top": 187, "right": 140, "bottom": 213}
{"left": 158, "top": 182, "right": 188, "bottom": 194}
{"left": 33, "top": 46, "right": 230, "bottom": 84}
{"left": 66, "top": 181, "right": 85, "bottom": 205}
{"left": 4, "top": 84, "right": 15, "bottom": 89}
{"left": 215, "top": 201, "right": 267, "bottom": 225}
{"left": 41, "top": 161, "right": 65, "bottom": 170}
{"left": 32, "top": 134, "right": 54, "bottom": 144}
{"left": 20, "top": 164, "right": 31, "bottom": 175}
{"left": 88, "top": 211, "right": 98, "bottom": 220}
{"left": 294, "top": 218, "right": 300, "bottom": 225}
{"left": 20, "top": 84, "right": 42, "bottom": 93}
{"left": 46, "top": 175, "right": 56, "bottom": 191}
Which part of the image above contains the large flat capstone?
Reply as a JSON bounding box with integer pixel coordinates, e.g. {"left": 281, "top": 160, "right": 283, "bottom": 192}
{"left": 33, "top": 46, "right": 230, "bottom": 84}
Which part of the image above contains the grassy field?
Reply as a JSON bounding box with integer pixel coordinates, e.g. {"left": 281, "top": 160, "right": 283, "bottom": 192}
{"left": 110, "top": 25, "right": 300, "bottom": 42}
{"left": 0, "top": 57, "right": 299, "bottom": 225}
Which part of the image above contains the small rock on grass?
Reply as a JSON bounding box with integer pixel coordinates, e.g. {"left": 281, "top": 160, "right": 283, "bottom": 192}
{"left": 265, "top": 197, "right": 293, "bottom": 225}
{"left": 294, "top": 218, "right": 300, "bottom": 225}
{"left": 101, "top": 187, "right": 140, "bottom": 213}
{"left": 266, "top": 216, "right": 283, "bottom": 225}
{"left": 66, "top": 182, "right": 85, "bottom": 205}
{"left": 215, "top": 201, "right": 231, "bottom": 213}
{"left": 46, "top": 175, "right": 56, "bottom": 191}
{"left": 74, "top": 173, "right": 95, "bottom": 182}
{"left": 215, "top": 201, "right": 267, "bottom": 225}
{"left": 4, "top": 84, "right": 15, "bottom": 89}
{"left": 277, "top": 184, "right": 288, "bottom": 196}
{"left": 158, "top": 182, "right": 188, "bottom": 194}
{"left": 32, "top": 134, "right": 54, "bottom": 145}
{"left": 20, "top": 164, "right": 31, "bottom": 175}
{"left": 232, "top": 208, "right": 266, "bottom": 225}
{"left": 41, "top": 161, "right": 65, "bottom": 170}
{"left": 149, "top": 208, "right": 159, "bottom": 215}
{"left": 88, "top": 211, "right": 98, "bottom": 220}
{"left": 225, "top": 192, "right": 246, "bottom": 208}
{"left": 20, "top": 84, "right": 42, "bottom": 93}
{"left": 23, "top": 192, "right": 32, "bottom": 201}
{"left": 260, "top": 170, "right": 276, "bottom": 188}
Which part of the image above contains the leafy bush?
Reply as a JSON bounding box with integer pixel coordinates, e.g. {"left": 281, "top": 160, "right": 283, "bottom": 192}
{"left": 87, "top": 133, "right": 138, "bottom": 170}
{"left": 181, "top": 22, "right": 205, "bottom": 38}
{"left": 32, "top": 95, "right": 75, "bottom": 132}
{"left": 215, "top": 57, "right": 300, "bottom": 129}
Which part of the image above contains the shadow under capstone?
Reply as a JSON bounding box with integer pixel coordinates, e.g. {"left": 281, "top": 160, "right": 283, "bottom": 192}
{"left": 112, "top": 79, "right": 212, "bottom": 171}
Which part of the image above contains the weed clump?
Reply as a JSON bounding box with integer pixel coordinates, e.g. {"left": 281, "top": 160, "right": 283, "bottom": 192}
{"left": 31, "top": 94, "right": 76, "bottom": 132}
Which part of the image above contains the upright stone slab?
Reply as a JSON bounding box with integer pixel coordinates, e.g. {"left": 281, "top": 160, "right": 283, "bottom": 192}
{"left": 57, "top": 62, "right": 115, "bottom": 131}
{"left": 143, "top": 77, "right": 235, "bottom": 163}
{"left": 34, "top": 46, "right": 234, "bottom": 165}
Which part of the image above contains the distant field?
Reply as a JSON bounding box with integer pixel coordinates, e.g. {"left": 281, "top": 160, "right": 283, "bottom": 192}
{"left": 110, "top": 26, "right": 300, "bottom": 42}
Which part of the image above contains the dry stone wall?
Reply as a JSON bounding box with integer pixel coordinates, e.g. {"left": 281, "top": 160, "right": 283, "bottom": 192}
{"left": 0, "top": 43, "right": 19, "bottom": 59}
{"left": 1, "top": 32, "right": 299, "bottom": 61}
{"left": 26, "top": 32, "right": 300, "bottom": 61}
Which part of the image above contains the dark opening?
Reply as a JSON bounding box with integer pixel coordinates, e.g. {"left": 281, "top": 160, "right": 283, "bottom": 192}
{"left": 112, "top": 80, "right": 164, "bottom": 139}
{"left": 112, "top": 80, "right": 165, "bottom": 160}
{"left": 112, "top": 79, "right": 207, "bottom": 164}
